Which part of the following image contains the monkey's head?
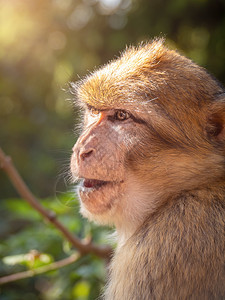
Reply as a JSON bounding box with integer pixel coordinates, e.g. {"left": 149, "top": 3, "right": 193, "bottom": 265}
{"left": 71, "top": 39, "right": 225, "bottom": 234}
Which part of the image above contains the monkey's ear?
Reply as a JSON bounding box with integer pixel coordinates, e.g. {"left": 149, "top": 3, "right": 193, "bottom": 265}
{"left": 206, "top": 99, "right": 225, "bottom": 141}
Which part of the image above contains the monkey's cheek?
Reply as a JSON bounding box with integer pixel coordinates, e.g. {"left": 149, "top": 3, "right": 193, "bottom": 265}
{"left": 78, "top": 183, "right": 122, "bottom": 215}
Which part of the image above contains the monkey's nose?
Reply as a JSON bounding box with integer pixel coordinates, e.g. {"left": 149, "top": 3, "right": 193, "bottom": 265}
{"left": 80, "top": 149, "right": 94, "bottom": 161}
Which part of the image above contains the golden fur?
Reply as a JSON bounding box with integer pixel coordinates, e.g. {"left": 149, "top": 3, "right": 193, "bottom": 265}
{"left": 71, "top": 39, "right": 225, "bottom": 299}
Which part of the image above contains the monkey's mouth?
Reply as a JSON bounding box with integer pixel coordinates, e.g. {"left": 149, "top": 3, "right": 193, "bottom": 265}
{"left": 82, "top": 178, "right": 109, "bottom": 190}
{"left": 78, "top": 178, "right": 124, "bottom": 214}
{"left": 79, "top": 178, "right": 123, "bottom": 193}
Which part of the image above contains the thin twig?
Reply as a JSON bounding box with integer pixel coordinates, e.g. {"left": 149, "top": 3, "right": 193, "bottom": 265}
{"left": 0, "top": 147, "right": 113, "bottom": 260}
{"left": 0, "top": 253, "right": 80, "bottom": 285}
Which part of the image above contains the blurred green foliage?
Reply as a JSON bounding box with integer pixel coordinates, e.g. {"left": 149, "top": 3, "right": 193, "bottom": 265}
{"left": 0, "top": 0, "right": 225, "bottom": 299}
{"left": 0, "top": 194, "right": 110, "bottom": 299}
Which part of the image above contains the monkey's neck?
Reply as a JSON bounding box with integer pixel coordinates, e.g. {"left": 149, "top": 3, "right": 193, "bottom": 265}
{"left": 115, "top": 207, "right": 153, "bottom": 247}
{"left": 114, "top": 184, "right": 163, "bottom": 245}
{"left": 115, "top": 183, "right": 225, "bottom": 247}
{"left": 115, "top": 210, "right": 152, "bottom": 247}
{"left": 116, "top": 226, "right": 137, "bottom": 248}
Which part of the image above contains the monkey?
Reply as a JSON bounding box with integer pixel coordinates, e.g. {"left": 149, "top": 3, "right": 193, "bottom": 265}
{"left": 70, "top": 39, "right": 225, "bottom": 299}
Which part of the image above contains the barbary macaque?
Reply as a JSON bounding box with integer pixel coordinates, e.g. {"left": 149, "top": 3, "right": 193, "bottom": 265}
{"left": 70, "top": 39, "right": 225, "bottom": 299}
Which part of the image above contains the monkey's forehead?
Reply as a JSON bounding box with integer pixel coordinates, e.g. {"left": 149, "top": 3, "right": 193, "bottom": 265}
{"left": 74, "top": 39, "right": 221, "bottom": 110}
{"left": 76, "top": 40, "right": 168, "bottom": 109}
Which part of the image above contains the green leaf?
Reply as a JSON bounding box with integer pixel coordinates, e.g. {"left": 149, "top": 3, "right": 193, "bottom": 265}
{"left": 72, "top": 280, "right": 90, "bottom": 299}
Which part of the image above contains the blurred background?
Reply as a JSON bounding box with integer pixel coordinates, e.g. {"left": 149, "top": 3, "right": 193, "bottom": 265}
{"left": 1, "top": 0, "right": 225, "bottom": 199}
{"left": 0, "top": 0, "right": 225, "bottom": 299}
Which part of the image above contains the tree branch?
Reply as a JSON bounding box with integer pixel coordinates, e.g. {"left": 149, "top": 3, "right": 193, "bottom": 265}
{"left": 0, "top": 147, "right": 113, "bottom": 260}
{"left": 0, "top": 253, "right": 80, "bottom": 285}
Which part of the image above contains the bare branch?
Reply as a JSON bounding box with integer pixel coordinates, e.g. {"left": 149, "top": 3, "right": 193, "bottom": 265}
{"left": 0, "top": 253, "right": 80, "bottom": 285}
{"left": 0, "top": 147, "right": 113, "bottom": 260}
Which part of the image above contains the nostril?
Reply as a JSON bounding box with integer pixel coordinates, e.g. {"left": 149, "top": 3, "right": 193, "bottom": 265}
{"left": 80, "top": 149, "right": 94, "bottom": 161}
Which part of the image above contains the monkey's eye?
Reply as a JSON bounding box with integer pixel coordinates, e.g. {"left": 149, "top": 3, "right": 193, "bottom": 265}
{"left": 113, "top": 110, "right": 130, "bottom": 121}
{"left": 90, "top": 107, "right": 100, "bottom": 116}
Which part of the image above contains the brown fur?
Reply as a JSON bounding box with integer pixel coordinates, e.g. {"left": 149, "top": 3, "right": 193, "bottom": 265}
{"left": 71, "top": 39, "right": 225, "bottom": 299}
{"left": 106, "top": 187, "right": 225, "bottom": 300}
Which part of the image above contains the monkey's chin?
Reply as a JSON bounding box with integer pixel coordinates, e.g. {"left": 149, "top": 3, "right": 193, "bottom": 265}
{"left": 78, "top": 179, "right": 124, "bottom": 218}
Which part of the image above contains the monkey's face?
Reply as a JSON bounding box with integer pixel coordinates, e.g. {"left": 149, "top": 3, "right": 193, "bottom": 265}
{"left": 71, "top": 102, "right": 225, "bottom": 229}
{"left": 71, "top": 107, "right": 145, "bottom": 225}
